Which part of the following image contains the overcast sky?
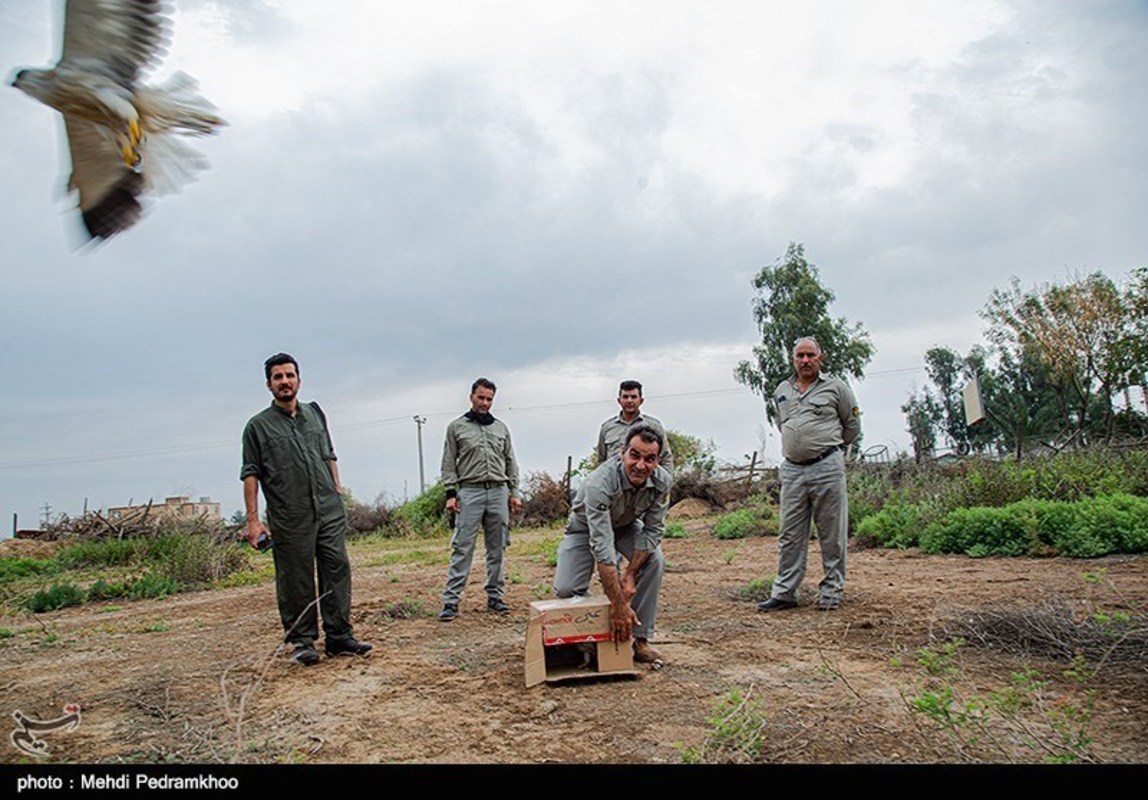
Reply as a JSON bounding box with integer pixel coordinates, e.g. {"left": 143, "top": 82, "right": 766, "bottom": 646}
{"left": 2, "top": 0, "right": 1146, "bottom": 532}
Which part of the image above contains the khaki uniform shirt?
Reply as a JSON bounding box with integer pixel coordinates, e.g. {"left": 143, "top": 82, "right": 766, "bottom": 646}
{"left": 596, "top": 412, "right": 673, "bottom": 470}
{"left": 240, "top": 401, "right": 343, "bottom": 531}
{"left": 440, "top": 415, "right": 521, "bottom": 498}
{"left": 566, "top": 455, "right": 672, "bottom": 564}
{"left": 773, "top": 373, "right": 861, "bottom": 463}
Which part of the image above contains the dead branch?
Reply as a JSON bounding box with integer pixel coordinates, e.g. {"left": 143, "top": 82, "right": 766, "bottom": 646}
{"left": 220, "top": 591, "right": 330, "bottom": 763}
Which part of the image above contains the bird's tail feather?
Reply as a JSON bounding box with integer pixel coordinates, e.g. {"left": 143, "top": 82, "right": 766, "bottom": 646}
{"left": 139, "top": 132, "right": 210, "bottom": 196}
{"left": 136, "top": 71, "right": 227, "bottom": 137}
{"left": 134, "top": 71, "right": 224, "bottom": 195}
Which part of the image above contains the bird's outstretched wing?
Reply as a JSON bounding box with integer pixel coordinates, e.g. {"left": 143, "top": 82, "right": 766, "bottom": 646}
{"left": 65, "top": 116, "right": 144, "bottom": 239}
{"left": 13, "top": 0, "right": 225, "bottom": 243}
{"left": 61, "top": 0, "right": 171, "bottom": 88}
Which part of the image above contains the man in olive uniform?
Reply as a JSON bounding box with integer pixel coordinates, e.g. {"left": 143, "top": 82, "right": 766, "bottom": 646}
{"left": 438, "top": 377, "right": 523, "bottom": 621}
{"left": 241, "top": 353, "right": 372, "bottom": 665}
{"left": 596, "top": 379, "right": 673, "bottom": 470}
{"left": 757, "top": 336, "right": 861, "bottom": 613}
{"left": 555, "top": 423, "right": 671, "bottom": 664}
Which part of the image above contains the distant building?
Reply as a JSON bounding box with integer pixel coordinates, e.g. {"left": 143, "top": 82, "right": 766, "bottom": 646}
{"left": 106, "top": 496, "right": 222, "bottom": 525}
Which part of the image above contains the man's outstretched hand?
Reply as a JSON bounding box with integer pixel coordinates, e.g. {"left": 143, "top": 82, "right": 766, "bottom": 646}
{"left": 610, "top": 600, "right": 639, "bottom": 644}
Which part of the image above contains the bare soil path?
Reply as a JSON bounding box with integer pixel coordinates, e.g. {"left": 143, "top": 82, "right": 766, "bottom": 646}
{"left": 2, "top": 515, "right": 1146, "bottom": 768}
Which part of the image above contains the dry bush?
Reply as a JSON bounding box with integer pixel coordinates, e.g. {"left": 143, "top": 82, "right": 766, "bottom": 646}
{"left": 519, "top": 471, "right": 570, "bottom": 528}
{"left": 671, "top": 471, "right": 769, "bottom": 509}
{"left": 41, "top": 509, "right": 235, "bottom": 545}
{"left": 941, "top": 598, "right": 1148, "bottom": 664}
{"left": 345, "top": 498, "right": 394, "bottom": 536}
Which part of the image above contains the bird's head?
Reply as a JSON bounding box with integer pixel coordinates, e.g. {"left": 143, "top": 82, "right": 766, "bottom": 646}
{"left": 11, "top": 68, "right": 52, "bottom": 102}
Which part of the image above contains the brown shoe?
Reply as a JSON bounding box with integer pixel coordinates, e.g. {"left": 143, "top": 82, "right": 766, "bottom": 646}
{"left": 632, "top": 639, "right": 664, "bottom": 664}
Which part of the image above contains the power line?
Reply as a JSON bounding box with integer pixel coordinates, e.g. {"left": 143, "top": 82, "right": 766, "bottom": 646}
{"left": 2, "top": 368, "right": 926, "bottom": 471}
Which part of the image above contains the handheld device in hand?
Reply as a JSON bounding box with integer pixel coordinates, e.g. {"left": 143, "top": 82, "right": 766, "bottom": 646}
{"left": 255, "top": 533, "right": 273, "bottom": 552}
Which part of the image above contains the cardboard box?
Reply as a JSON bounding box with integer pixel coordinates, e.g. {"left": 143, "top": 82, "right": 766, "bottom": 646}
{"left": 524, "top": 595, "right": 638, "bottom": 687}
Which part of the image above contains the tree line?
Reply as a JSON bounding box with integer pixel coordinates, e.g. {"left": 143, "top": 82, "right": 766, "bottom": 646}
{"left": 731, "top": 241, "right": 1147, "bottom": 460}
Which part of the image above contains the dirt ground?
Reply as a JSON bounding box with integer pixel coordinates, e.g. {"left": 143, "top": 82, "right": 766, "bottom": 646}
{"left": 2, "top": 507, "right": 1146, "bottom": 768}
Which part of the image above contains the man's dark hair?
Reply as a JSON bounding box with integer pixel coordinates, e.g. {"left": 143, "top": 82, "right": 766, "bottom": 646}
{"left": 623, "top": 422, "right": 663, "bottom": 454}
{"left": 471, "top": 377, "right": 497, "bottom": 394}
{"left": 619, "top": 379, "right": 643, "bottom": 396}
{"left": 264, "top": 352, "right": 299, "bottom": 381}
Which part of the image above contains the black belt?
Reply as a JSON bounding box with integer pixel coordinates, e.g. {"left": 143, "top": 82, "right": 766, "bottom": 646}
{"left": 460, "top": 481, "right": 504, "bottom": 489}
{"left": 787, "top": 446, "right": 841, "bottom": 467}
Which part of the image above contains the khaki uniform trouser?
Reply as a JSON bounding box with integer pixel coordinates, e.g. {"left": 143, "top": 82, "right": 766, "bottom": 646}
{"left": 442, "top": 485, "right": 510, "bottom": 605}
{"left": 771, "top": 449, "right": 848, "bottom": 602}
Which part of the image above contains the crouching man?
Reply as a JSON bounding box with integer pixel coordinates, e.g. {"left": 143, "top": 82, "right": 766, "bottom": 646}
{"left": 553, "top": 423, "right": 672, "bottom": 664}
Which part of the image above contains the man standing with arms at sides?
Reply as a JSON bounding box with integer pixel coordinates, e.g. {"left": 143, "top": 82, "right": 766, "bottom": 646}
{"left": 241, "top": 353, "right": 372, "bottom": 665}
{"left": 438, "top": 377, "right": 523, "bottom": 622}
{"left": 555, "top": 423, "right": 672, "bottom": 664}
{"left": 596, "top": 380, "right": 673, "bottom": 470}
{"left": 758, "top": 336, "right": 861, "bottom": 613}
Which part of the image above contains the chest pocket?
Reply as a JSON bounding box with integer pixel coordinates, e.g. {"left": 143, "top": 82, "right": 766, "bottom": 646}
{"left": 809, "top": 398, "right": 837, "bottom": 417}
{"left": 458, "top": 425, "right": 504, "bottom": 457}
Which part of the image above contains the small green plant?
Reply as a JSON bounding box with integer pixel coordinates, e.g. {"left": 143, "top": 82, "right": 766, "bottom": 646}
{"left": 735, "top": 576, "right": 774, "bottom": 603}
{"left": 0, "top": 628, "right": 14, "bottom": 639}
{"left": 902, "top": 637, "right": 1097, "bottom": 763}
{"left": 376, "top": 599, "right": 428, "bottom": 619}
{"left": 24, "top": 582, "right": 86, "bottom": 612}
{"left": 141, "top": 622, "right": 170, "bottom": 632}
{"left": 680, "top": 687, "right": 768, "bottom": 763}
{"left": 664, "top": 522, "right": 687, "bottom": 539}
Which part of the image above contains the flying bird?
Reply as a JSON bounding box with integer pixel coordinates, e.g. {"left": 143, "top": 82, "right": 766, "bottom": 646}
{"left": 11, "top": 0, "right": 226, "bottom": 242}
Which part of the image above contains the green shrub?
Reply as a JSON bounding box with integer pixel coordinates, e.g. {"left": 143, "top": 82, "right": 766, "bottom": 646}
{"left": 86, "top": 579, "right": 130, "bottom": 601}
{"left": 25, "top": 583, "right": 86, "bottom": 613}
{"left": 135, "top": 534, "right": 248, "bottom": 586}
{"left": 918, "top": 494, "right": 1148, "bottom": 558}
{"left": 56, "top": 539, "right": 138, "bottom": 568}
{"left": 392, "top": 482, "right": 450, "bottom": 537}
{"left": 0, "top": 557, "right": 58, "bottom": 583}
{"left": 664, "top": 522, "right": 687, "bottom": 539}
{"left": 1105, "top": 494, "right": 1148, "bottom": 552}
{"left": 921, "top": 506, "right": 1036, "bottom": 557}
{"left": 1057, "top": 494, "right": 1148, "bottom": 558}
{"left": 855, "top": 501, "right": 939, "bottom": 549}
{"left": 713, "top": 506, "right": 775, "bottom": 540}
{"left": 847, "top": 448, "right": 1148, "bottom": 523}
{"left": 127, "top": 573, "right": 182, "bottom": 600}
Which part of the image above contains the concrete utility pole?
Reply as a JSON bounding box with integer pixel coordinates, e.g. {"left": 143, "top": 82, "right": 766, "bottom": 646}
{"left": 413, "top": 416, "right": 428, "bottom": 494}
